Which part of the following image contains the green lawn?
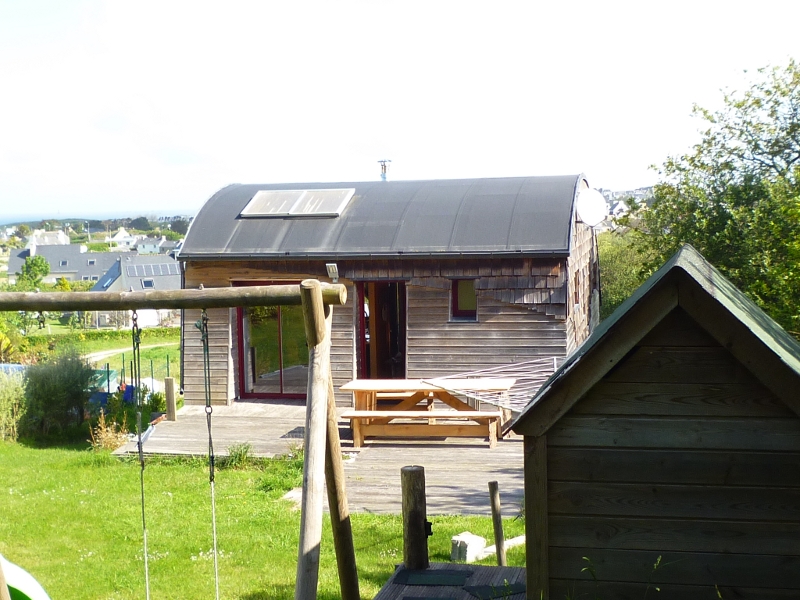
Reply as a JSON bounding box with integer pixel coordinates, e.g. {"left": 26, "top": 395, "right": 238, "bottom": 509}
{"left": 0, "top": 443, "right": 525, "bottom": 599}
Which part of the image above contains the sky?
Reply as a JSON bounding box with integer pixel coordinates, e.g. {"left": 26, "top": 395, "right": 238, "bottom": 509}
{"left": 1, "top": 1, "right": 799, "bottom": 223}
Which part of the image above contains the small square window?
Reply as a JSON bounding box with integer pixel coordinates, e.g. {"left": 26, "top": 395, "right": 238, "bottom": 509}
{"left": 142, "top": 279, "right": 155, "bottom": 289}
{"left": 91, "top": 276, "right": 99, "bottom": 281}
{"left": 59, "top": 260, "right": 68, "bottom": 266}
{"left": 451, "top": 279, "right": 477, "bottom": 321}
{"left": 82, "top": 276, "right": 90, "bottom": 281}
{"left": 87, "top": 259, "right": 96, "bottom": 266}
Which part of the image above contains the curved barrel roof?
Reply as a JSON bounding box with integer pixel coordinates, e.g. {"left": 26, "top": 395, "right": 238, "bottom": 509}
{"left": 180, "top": 175, "right": 583, "bottom": 260}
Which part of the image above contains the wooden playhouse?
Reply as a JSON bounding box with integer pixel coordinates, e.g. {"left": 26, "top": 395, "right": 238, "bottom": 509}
{"left": 511, "top": 245, "right": 800, "bottom": 599}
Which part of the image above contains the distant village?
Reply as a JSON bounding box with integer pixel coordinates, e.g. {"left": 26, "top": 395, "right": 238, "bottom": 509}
{"left": 0, "top": 215, "right": 193, "bottom": 328}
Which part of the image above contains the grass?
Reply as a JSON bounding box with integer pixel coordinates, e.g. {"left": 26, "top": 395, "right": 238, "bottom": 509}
{"left": 0, "top": 442, "right": 525, "bottom": 599}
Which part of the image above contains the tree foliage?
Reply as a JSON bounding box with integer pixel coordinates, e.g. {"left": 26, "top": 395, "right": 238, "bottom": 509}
{"left": 627, "top": 59, "right": 800, "bottom": 336}
{"left": 23, "top": 347, "right": 94, "bottom": 434}
{"left": 16, "top": 254, "right": 50, "bottom": 289}
{"left": 170, "top": 218, "right": 190, "bottom": 235}
{"left": 597, "top": 230, "right": 653, "bottom": 320}
{"left": 129, "top": 216, "right": 151, "bottom": 231}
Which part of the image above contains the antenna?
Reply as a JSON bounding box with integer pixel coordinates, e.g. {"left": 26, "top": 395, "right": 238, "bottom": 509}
{"left": 378, "top": 159, "right": 392, "bottom": 181}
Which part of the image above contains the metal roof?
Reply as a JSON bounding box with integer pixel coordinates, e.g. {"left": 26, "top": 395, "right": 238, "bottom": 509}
{"left": 180, "top": 175, "right": 583, "bottom": 260}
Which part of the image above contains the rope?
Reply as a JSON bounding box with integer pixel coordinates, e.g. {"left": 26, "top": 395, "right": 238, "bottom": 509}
{"left": 425, "top": 357, "right": 564, "bottom": 413}
{"left": 132, "top": 311, "right": 151, "bottom": 600}
{"left": 196, "top": 309, "right": 221, "bottom": 600}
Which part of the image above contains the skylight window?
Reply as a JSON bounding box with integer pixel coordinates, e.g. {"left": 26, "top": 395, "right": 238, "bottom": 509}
{"left": 239, "top": 188, "right": 355, "bottom": 218}
{"left": 142, "top": 279, "right": 155, "bottom": 289}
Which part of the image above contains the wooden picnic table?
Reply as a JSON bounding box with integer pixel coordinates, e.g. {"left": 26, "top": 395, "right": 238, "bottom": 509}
{"left": 339, "top": 378, "right": 515, "bottom": 449}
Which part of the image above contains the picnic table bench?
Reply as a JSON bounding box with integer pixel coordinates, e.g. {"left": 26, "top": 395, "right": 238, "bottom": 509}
{"left": 339, "top": 378, "right": 515, "bottom": 449}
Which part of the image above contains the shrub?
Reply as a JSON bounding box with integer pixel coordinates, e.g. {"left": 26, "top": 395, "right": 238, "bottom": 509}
{"left": 23, "top": 348, "right": 94, "bottom": 435}
{"left": 0, "top": 371, "right": 25, "bottom": 441}
{"left": 89, "top": 409, "right": 129, "bottom": 451}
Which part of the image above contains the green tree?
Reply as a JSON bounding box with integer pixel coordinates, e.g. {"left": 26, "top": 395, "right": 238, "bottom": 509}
{"left": 16, "top": 255, "right": 50, "bottom": 290}
{"left": 170, "top": 218, "right": 190, "bottom": 235}
{"left": 628, "top": 59, "right": 800, "bottom": 336}
{"left": 129, "top": 216, "right": 151, "bottom": 231}
{"left": 597, "top": 230, "right": 653, "bottom": 320}
{"left": 14, "top": 224, "right": 30, "bottom": 238}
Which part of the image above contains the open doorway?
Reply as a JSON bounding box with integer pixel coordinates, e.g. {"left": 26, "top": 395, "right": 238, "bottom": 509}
{"left": 357, "top": 281, "right": 406, "bottom": 379}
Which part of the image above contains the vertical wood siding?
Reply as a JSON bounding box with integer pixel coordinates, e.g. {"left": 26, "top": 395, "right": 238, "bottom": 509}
{"left": 406, "top": 283, "right": 567, "bottom": 378}
{"left": 546, "top": 308, "right": 800, "bottom": 598}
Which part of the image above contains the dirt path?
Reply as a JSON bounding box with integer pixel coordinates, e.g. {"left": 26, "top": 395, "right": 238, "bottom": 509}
{"left": 86, "top": 342, "right": 178, "bottom": 364}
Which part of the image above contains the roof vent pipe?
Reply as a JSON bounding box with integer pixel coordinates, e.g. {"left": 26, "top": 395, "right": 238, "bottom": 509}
{"left": 378, "top": 159, "right": 391, "bottom": 181}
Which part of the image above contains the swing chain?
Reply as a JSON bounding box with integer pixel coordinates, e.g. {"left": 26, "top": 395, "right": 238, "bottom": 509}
{"left": 196, "top": 308, "right": 221, "bottom": 600}
{"left": 132, "top": 309, "right": 151, "bottom": 600}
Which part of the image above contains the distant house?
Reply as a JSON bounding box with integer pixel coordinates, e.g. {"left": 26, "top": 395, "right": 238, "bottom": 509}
{"left": 106, "top": 227, "right": 142, "bottom": 248}
{"left": 178, "top": 175, "right": 601, "bottom": 406}
{"left": 135, "top": 237, "right": 164, "bottom": 255}
{"left": 8, "top": 245, "right": 118, "bottom": 284}
{"left": 511, "top": 245, "right": 800, "bottom": 599}
{"left": 91, "top": 254, "right": 181, "bottom": 328}
{"left": 135, "top": 236, "right": 182, "bottom": 256}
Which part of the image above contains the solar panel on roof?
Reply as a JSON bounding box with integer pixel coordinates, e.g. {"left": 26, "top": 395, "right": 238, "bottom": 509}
{"left": 239, "top": 188, "right": 355, "bottom": 218}
{"left": 126, "top": 266, "right": 136, "bottom": 277}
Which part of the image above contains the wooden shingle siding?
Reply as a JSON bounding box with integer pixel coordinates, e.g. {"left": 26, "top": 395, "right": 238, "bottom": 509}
{"left": 546, "top": 308, "right": 800, "bottom": 597}
{"left": 406, "top": 284, "right": 567, "bottom": 378}
{"left": 565, "top": 219, "right": 597, "bottom": 354}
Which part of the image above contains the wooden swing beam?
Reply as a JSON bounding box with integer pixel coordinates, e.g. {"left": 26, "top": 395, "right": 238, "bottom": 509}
{"left": 0, "top": 283, "right": 347, "bottom": 312}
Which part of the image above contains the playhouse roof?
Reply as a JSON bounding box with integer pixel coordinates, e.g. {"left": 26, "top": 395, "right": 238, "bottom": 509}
{"left": 180, "top": 175, "right": 583, "bottom": 260}
{"left": 511, "top": 245, "right": 800, "bottom": 436}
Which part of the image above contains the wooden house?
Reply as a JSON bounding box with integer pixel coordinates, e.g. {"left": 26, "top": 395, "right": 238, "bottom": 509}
{"left": 511, "top": 245, "right": 800, "bottom": 599}
{"left": 178, "top": 175, "right": 601, "bottom": 405}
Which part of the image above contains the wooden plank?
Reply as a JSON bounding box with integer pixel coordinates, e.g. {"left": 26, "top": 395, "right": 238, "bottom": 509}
{"left": 360, "top": 423, "right": 491, "bottom": 438}
{"left": 678, "top": 275, "right": 800, "bottom": 417}
{"left": 638, "top": 307, "right": 720, "bottom": 347}
{"left": 570, "top": 381, "right": 793, "bottom": 417}
{"left": 548, "top": 481, "right": 800, "bottom": 521}
{"left": 550, "top": 579, "right": 800, "bottom": 600}
{"left": 548, "top": 448, "right": 800, "bottom": 487}
{"left": 549, "top": 547, "right": 800, "bottom": 589}
{"left": 548, "top": 415, "right": 800, "bottom": 451}
{"left": 604, "top": 346, "right": 750, "bottom": 384}
{"left": 524, "top": 435, "right": 548, "bottom": 600}
{"left": 341, "top": 410, "right": 501, "bottom": 419}
{"left": 549, "top": 515, "right": 800, "bottom": 554}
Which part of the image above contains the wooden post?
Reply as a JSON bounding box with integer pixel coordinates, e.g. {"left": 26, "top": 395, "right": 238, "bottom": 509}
{"left": 295, "top": 280, "right": 333, "bottom": 600}
{"left": 524, "top": 435, "right": 548, "bottom": 600}
{"left": 325, "top": 370, "right": 360, "bottom": 600}
{"left": 488, "top": 481, "right": 507, "bottom": 566}
{"left": 401, "top": 465, "right": 429, "bottom": 570}
{"left": 164, "top": 377, "right": 177, "bottom": 422}
{"left": 0, "top": 557, "right": 11, "bottom": 600}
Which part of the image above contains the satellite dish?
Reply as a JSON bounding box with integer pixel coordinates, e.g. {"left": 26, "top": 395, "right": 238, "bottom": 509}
{"left": 576, "top": 188, "right": 608, "bottom": 227}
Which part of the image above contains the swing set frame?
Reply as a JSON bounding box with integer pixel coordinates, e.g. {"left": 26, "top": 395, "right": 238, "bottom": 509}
{"left": 0, "top": 280, "right": 359, "bottom": 600}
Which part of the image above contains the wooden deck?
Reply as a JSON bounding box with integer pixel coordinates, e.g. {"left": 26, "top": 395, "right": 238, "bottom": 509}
{"left": 373, "top": 563, "right": 526, "bottom": 600}
{"left": 116, "top": 400, "right": 524, "bottom": 516}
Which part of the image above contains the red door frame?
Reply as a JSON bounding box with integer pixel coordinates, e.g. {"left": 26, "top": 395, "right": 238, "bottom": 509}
{"left": 234, "top": 280, "right": 305, "bottom": 400}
